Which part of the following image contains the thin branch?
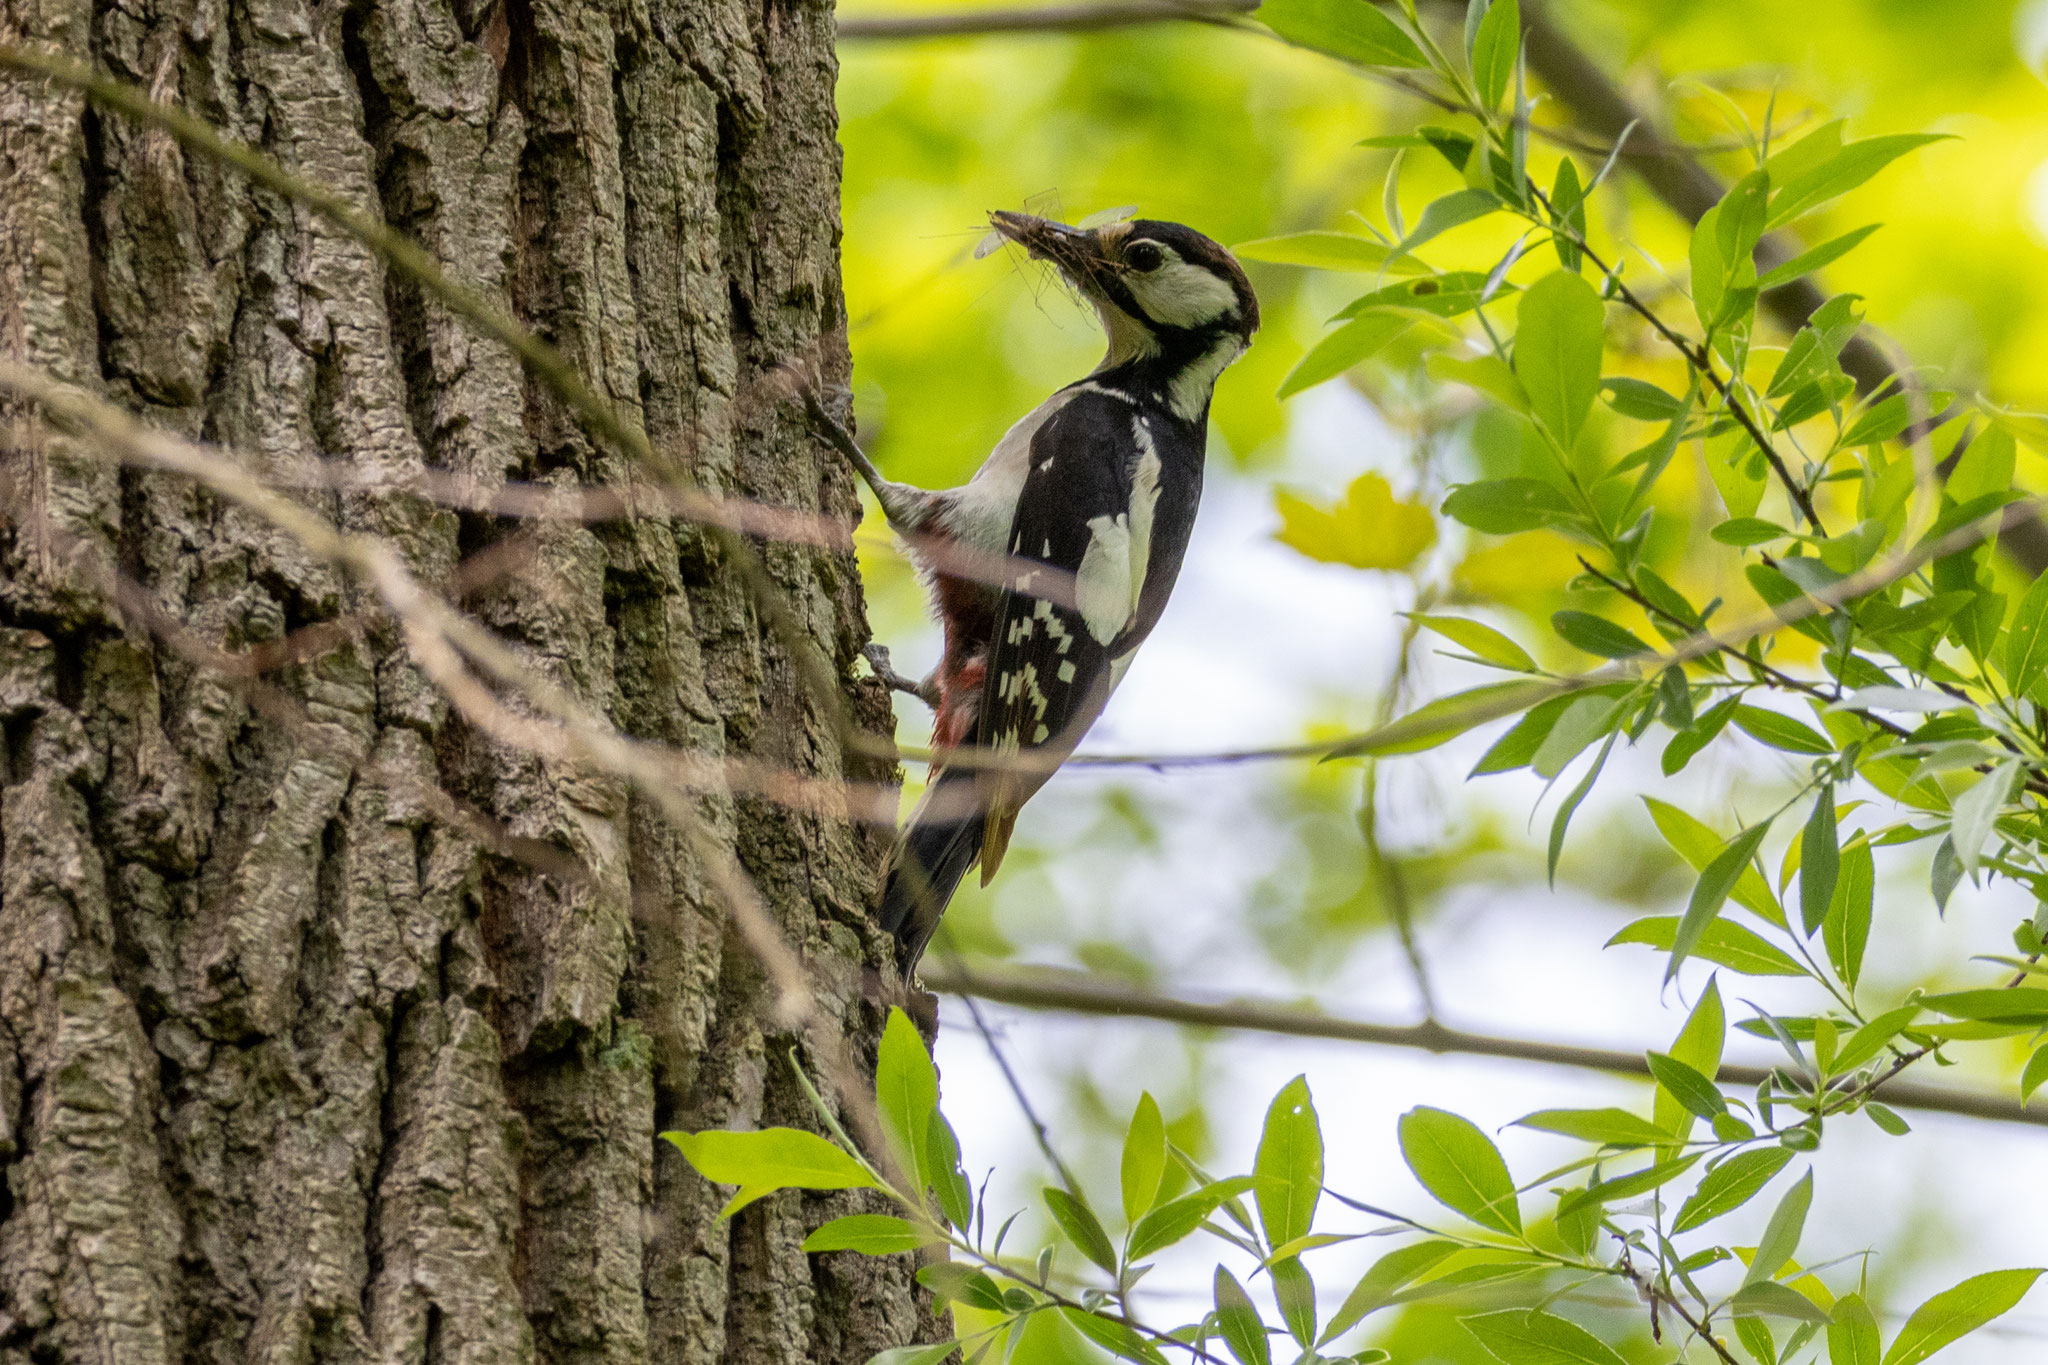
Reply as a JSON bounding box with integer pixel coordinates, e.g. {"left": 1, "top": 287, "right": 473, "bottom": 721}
{"left": 837, "top": 0, "right": 1255, "bottom": 37}
{"left": 918, "top": 962, "right": 2048, "bottom": 1129}
{"left": 0, "top": 46, "right": 906, "bottom": 780}
{"left": 0, "top": 365, "right": 910, "bottom": 1173}
{"left": 943, "top": 947, "right": 1086, "bottom": 1193}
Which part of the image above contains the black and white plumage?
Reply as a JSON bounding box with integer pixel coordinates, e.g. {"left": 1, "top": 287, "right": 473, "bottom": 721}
{"left": 834, "top": 211, "right": 1259, "bottom": 971}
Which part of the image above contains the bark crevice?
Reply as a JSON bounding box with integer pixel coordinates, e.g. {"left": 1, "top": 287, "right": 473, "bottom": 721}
{"left": 0, "top": 0, "right": 922, "bottom": 1351}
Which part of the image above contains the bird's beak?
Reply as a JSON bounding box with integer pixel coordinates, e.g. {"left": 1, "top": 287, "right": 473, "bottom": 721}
{"left": 988, "top": 211, "right": 1108, "bottom": 290}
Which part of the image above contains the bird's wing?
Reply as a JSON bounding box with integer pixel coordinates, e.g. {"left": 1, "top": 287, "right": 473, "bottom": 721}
{"left": 971, "top": 390, "right": 1194, "bottom": 879}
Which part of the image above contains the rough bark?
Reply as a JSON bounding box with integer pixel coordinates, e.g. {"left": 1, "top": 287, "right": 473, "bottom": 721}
{"left": 0, "top": 0, "right": 927, "bottom": 1357}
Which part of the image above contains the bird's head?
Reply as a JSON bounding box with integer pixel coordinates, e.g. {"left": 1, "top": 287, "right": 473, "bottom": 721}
{"left": 988, "top": 211, "right": 1259, "bottom": 380}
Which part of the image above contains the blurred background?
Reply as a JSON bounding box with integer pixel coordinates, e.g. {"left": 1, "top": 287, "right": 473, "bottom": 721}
{"left": 833, "top": 1, "right": 2048, "bottom": 1358}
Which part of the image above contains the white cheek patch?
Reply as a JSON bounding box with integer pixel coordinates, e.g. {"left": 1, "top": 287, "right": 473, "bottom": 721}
{"left": 1127, "top": 256, "right": 1239, "bottom": 330}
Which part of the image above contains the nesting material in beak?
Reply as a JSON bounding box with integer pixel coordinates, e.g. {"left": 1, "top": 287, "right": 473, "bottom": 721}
{"left": 985, "top": 211, "right": 1109, "bottom": 291}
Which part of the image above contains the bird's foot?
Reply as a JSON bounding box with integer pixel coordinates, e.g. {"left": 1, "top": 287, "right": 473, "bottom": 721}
{"left": 864, "top": 644, "right": 940, "bottom": 709}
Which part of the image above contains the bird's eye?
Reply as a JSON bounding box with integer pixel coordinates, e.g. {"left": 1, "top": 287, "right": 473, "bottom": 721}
{"left": 1125, "top": 242, "right": 1165, "bottom": 273}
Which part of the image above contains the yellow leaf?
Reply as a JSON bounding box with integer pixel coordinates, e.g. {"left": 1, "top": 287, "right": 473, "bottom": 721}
{"left": 1273, "top": 472, "right": 1436, "bottom": 571}
{"left": 1455, "top": 530, "right": 1584, "bottom": 607}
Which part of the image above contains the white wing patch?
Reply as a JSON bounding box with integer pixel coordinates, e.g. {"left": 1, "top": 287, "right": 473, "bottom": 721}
{"left": 1074, "top": 514, "right": 1133, "bottom": 644}
{"left": 1073, "top": 418, "right": 1166, "bottom": 645}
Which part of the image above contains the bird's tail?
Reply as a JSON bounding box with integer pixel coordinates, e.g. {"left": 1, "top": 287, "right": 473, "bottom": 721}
{"left": 879, "top": 772, "right": 984, "bottom": 972}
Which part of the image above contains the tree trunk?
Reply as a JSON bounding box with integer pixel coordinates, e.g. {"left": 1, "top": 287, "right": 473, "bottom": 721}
{"left": 0, "top": 0, "right": 924, "bottom": 1357}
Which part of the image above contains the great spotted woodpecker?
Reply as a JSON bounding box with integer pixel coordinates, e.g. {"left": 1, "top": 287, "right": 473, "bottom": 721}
{"left": 823, "top": 211, "right": 1258, "bottom": 971}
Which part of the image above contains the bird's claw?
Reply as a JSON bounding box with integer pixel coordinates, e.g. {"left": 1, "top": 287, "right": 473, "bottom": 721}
{"left": 864, "top": 644, "right": 939, "bottom": 709}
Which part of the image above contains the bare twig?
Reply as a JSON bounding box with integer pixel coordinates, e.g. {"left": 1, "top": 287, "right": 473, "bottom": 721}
{"left": 836, "top": 0, "right": 1255, "bottom": 38}
{"left": 919, "top": 961, "right": 2048, "bottom": 1129}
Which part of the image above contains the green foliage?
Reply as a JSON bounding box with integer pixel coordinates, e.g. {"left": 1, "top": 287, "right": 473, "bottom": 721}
{"left": 819, "top": 3, "right": 2048, "bottom": 1361}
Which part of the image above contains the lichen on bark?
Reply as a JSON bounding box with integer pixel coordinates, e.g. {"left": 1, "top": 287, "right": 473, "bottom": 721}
{"left": 0, "top": 0, "right": 928, "bottom": 1355}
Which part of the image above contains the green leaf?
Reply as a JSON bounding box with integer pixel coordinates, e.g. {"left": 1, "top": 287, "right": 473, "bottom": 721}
{"left": 1768, "top": 294, "right": 1864, "bottom": 397}
{"left": 1532, "top": 691, "right": 1626, "bottom": 780}
{"left": 1555, "top": 1153, "right": 1701, "bottom": 1218}
{"left": 1823, "top": 841, "right": 1874, "bottom": 990}
{"left": 1747, "top": 1169, "right": 1813, "bottom": 1284}
{"left": 1829, "top": 1294, "right": 1881, "bottom": 1365}
{"left": 1671, "top": 820, "right": 1775, "bottom": 981}
{"left": 1474, "top": 690, "right": 1590, "bottom": 775}
{"left": 1233, "top": 231, "right": 1430, "bottom": 272}
{"left": 1712, "top": 516, "right": 1795, "bottom": 546}
{"left": 1606, "top": 917, "right": 1804, "bottom": 976}
{"left": 1443, "top": 477, "right": 1579, "bottom": 533}
{"left": 1921, "top": 987, "right": 2048, "bottom": 1024}
{"left": 1603, "top": 376, "right": 1686, "bottom": 420}
{"left": 1674, "top": 1146, "right": 1795, "bottom": 1232}
{"left": 1758, "top": 223, "right": 1882, "bottom": 290}
{"left": 1259, "top": 0, "right": 1429, "bottom": 66}
{"left": 1841, "top": 392, "right": 1915, "bottom": 448}
{"left": 1551, "top": 609, "right": 1650, "bottom": 659}
{"left": 1647, "top": 1050, "right": 1727, "bottom": 1120}
{"left": 1736, "top": 1315, "right": 1778, "bottom": 1365}
{"left": 1127, "top": 1176, "right": 1257, "bottom": 1262}
{"left": 663, "top": 1127, "right": 878, "bottom": 1220}
{"left": 1279, "top": 313, "right": 1413, "bottom": 397}
{"left": 1398, "top": 1107, "right": 1520, "bottom": 1234}
{"left": 1335, "top": 270, "right": 1512, "bottom": 320}
{"left": 1767, "top": 133, "right": 1951, "bottom": 229}
{"left": 925, "top": 1115, "right": 973, "bottom": 1230}
{"left": 1463, "top": 1308, "right": 1628, "bottom": 1365}
{"left": 1662, "top": 697, "right": 1739, "bottom": 776}
{"left": 1121, "top": 1093, "right": 1168, "bottom": 1223}
{"left": 1427, "top": 350, "right": 1531, "bottom": 411}
{"left": 1832, "top": 1004, "right": 1918, "bottom": 1073}
{"left": 1801, "top": 787, "right": 1840, "bottom": 936}
{"left": 1551, "top": 156, "right": 1586, "bottom": 271}
{"left": 864, "top": 1344, "right": 961, "bottom": 1365}
{"left": 1645, "top": 798, "right": 1781, "bottom": 922}
{"left": 1408, "top": 613, "right": 1536, "bottom": 671}
{"left": 1469, "top": 0, "right": 1519, "bottom": 110}
{"left": 920, "top": 1262, "right": 1009, "bottom": 1312}
{"left": 1734, "top": 1280, "right": 1834, "bottom": 1326}
{"left": 1276, "top": 472, "right": 1437, "bottom": 570}
{"left": 1733, "top": 706, "right": 1835, "bottom": 754}
{"left": 876, "top": 1007, "right": 938, "bottom": 1192}
{"left": 802, "top": 1214, "right": 937, "bottom": 1255}
{"left": 1510, "top": 1107, "right": 1670, "bottom": 1147}
{"left": 1043, "top": 1186, "right": 1119, "bottom": 1276}
{"left": 1396, "top": 187, "right": 1502, "bottom": 257}
{"left": 1866, "top": 1102, "right": 1910, "bottom": 1135}
{"left": 1253, "top": 1076, "right": 1323, "bottom": 1250}
{"left": 1952, "top": 758, "right": 2018, "bottom": 877}
{"left": 1949, "top": 424, "right": 2017, "bottom": 505}
{"left": 1322, "top": 1241, "right": 1460, "bottom": 1342}
{"left": 2023, "top": 1045, "right": 2048, "bottom": 1106}
{"left": 1062, "top": 1307, "right": 1169, "bottom": 1365}
{"left": 1272, "top": 1256, "right": 1317, "bottom": 1348}
{"left": 1882, "top": 1269, "right": 2045, "bottom": 1365}
{"left": 2001, "top": 569, "right": 2048, "bottom": 700}
{"left": 1659, "top": 976, "right": 1726, "bottom": 1145}
{"left": 1516, "top": 270, "right": 1607, "bottom": 450}
{"left": 1328, "top": 679, "right": 1560, "bottom": 757}
{"left": 1214, "top": 1266, "right": 1272, "bottom": 1365}
{"left": 1716, "top": 169, "right": 1770, "bottom": 279}
{"left": 1547, "top": 731, "right": 1616, "bottom": 884}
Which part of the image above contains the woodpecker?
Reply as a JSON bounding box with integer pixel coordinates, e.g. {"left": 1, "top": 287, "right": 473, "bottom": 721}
{"left": 822, "top": 211, "right": 1258, "bottom": 971}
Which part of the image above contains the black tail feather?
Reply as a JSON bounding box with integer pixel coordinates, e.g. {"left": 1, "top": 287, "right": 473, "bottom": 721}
{"left": 880, "top": 777, "right": 984, "bottom": 972}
